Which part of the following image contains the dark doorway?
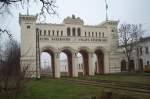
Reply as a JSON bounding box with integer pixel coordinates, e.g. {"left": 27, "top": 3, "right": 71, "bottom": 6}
{"left": 121, "top": 60, "right": 126, "bottom": 72}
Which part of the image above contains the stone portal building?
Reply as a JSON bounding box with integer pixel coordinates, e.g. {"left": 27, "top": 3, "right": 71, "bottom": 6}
{"left": 19, "top": 14, "right": 121, "bottom": 78}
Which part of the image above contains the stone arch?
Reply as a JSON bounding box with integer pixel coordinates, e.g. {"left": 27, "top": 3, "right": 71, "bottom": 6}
{"left": 121, "top": 60, "right": 126, "bottom": 72}
{"left": 41, "top": 46, "right": 57, "bottom": 53}
{"left": 59, "top": 47, "right": 74, "bottom": 77}
{"left": 94, "top": 48, "right": 104, "bottom": 74}
{"left": 59, "top": 46, "right": 75, "bottom": 54}
{"left": 78, "top": 47, "right": 90, "bottom": 76}
{"left": 40, "top": 46, "right": 57, "bottom": 77}
{"left": 78, "top": 46, "right": 91, "bottom": 52}
{"left": 94, "top": 46, "right": 106, "bottom": 54}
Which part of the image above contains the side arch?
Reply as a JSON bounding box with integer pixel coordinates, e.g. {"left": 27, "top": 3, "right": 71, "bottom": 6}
{"left": 94, "top": 47, "right": 105, "bottom": 74}
{"left": 59, "top": 46, "right": 75, "bottom": 77}
{"left": 78, "top": 46, "right": 91, "bottom": 76}
{"left": 40, "top": 46, "right": 57, "bottom": 77}
{"left": 41, "top": 46, "right": 57, "bottom": 53}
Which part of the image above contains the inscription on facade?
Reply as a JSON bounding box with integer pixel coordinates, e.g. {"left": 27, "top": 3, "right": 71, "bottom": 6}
{"left": 40, "top": 37, "right": 107, "bottom": 42}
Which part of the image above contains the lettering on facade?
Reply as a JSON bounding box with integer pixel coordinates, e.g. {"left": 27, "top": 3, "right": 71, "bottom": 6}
{"left": 51, "top": 37, "right": 71, "bottom": 41}
{"left": 40, "top": 37, "right": 107, "bottom": 42}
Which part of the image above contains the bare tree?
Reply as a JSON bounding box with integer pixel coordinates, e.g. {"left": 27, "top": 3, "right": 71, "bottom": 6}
{"left": 0, "top": 0, "right": 57, "bottom": 38}
{"left": 0, "top": 38, "right": 29, "bottom": 98}
{"left": 0, "top": 0, "right": 57, "bottom": 16}
{"left": 0, "top": 0, "right": 57, "bottom": 98}
{"left": 119, "top": 24, "right": 143, "bottom": 71}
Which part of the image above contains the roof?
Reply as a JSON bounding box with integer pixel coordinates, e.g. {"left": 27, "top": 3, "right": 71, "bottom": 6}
{"left": 139, "top": 36, "right": 150, "bottom": 43}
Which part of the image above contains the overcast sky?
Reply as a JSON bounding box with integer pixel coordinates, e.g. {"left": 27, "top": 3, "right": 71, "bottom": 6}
{"left": 0, "top": 0, "right": 150, "bottom": 41}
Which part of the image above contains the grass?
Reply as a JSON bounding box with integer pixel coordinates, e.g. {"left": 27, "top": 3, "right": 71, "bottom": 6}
{"left": 17, "top": 79, "right": 104, "bottom": 99}
{"left": 1, "top": 73, "right": 150, "bottom": 99}
{"left": 78, "top": 73, "right": 150, "bottom": 84}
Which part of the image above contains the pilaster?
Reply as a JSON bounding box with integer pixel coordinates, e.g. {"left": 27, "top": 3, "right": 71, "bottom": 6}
{"left": 54, "top": 52, "right": 60, "bottom": 78}
{"left": 72, "top": 52, "right": 78, "bottom": 77}
{"left": 88, "top": 52, "right": 95, "bottom": 76}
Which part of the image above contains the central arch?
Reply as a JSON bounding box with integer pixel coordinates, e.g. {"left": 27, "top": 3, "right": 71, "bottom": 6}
{"left": 78, "top": 49, "right": 89, "bottom": 76}
{"left": 94, "top": 49, "right": 104, "bottom": 74}
{"left": 60, "top": 48, "right": 73, "bottom": 77}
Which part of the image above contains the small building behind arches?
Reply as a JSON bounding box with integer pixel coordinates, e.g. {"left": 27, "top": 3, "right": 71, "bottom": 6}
{"left": 120, "top": 36, "right": 150, "bottom": 72}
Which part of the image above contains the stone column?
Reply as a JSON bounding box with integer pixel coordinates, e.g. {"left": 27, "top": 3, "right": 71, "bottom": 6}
{"left": 72, "top": 52, "right": 78, "bottom": 77}
{"left": 54, "top": 52, "right": 60, "bottom": 78}
{"left": 88, "top": 52, "right": 95, "bottom": 76}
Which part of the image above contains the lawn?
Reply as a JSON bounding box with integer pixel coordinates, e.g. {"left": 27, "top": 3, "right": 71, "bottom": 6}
{"left": 18, "top": 79, "right": 104, "bottom": 99}
{"left": 1, "top": 73, "right": 150, "bottom": 99}
{"left": 78, "top": 73, "right": 150, "bottom": 84}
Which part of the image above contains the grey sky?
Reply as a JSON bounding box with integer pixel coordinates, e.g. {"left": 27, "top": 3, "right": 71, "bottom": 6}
{"left": 0, "top": 0, "right": 150, "bottom": 41}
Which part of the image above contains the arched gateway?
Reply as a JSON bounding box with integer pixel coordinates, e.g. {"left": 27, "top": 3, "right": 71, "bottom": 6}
{"left": 20, "top": 14, "right": 121, "bottom": 78}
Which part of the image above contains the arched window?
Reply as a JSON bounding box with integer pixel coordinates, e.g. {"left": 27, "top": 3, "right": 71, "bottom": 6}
{"left": 40, "top": 30, "right": 42, "bottom": 35}
{"left": 77, "top": 28, "right": 81, "bottom": 36}
{"left": 99, "top": 32, "right": 101, "bottom": 37}
{"left": 96, "top": 32, "right": 97, "bottom": 37}
{"left": 57, "top": 30, "right": 59, "bottom": 36}
{"left": 147, "top": 61, "right": 149, "bottom": 65}
{"left": 102, "top": 32, "right": 104, "bottom": 37}
{"left": 145, "top": 47, "right": 149, "bottom": 54}
{"left": 88, "top": 32, "right": 90, "bottom": 37}
{"left": 85, "top": 32, "right": 87, "bottom": 36}
{"left": 72, "top": 28, "right": 76, "bottom": 36}
{"left": 92, "top": 32, "right": 94, "bottom": 37}
{"left": 44, "top": 30, "right": 46, "bottom": 35}
{"left": 48, "top": 30, "right": 50, "bottom": 36}
{"left": 52, "top": 30, "right": 54, "bottom": 36}
{"left": 61, "top": 30, "right": 63, "bottom": 36}
{"left": 67, "top": 27, "right": 70, "bottom": 36}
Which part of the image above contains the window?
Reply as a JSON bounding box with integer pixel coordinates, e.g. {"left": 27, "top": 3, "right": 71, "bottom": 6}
{"left": 96, "top": 32, "right": 97, "bottom": 37}
{"left": 79, "top": 64, "right": 80, "bottom": 69}
{"left": 61, "top": 30, "right": 63, "bottom": 36}
{"left": 72, "top": 28, "right": 76, "bottom": 36}
{"left": 102, "top": 32, "right": 104, "bottom": 37}
{"left": 137, "top": 48, "right": 139, "bottom": 55}
{"left": 77, "top": 28, "right": 81, "bottom": 36}
{"left": 99, "top": 32, "right": 101, "bottom": 37}
{"left": 27, "top": 25, "right": 30, "bottom": 29}
{"left": 147, "top": 61, "right": 149, "bottom": 65}
{"left": 88, "top": 32, "right": 90, "bottom": 37}
{"left": 52, "top": 30, "right": 54, "bottom": 36}
{"left": 81, "top": 64, "right": 83, "bottom": 69}
{"left": 44, "top": 30, "right": 46, "bottom": 35}
{"left": 67, "top": 27, "right": 70, "bottom": 36}
{"left": 140, "top": 47, "right": 143, "bottom": 55}
{"left": 57, "top": 30, "right": 59, "bottom": 36}
{"left": 145, "top": 47, "right": 149, "bottom": 54}
{"left": 85, "top": 32, "right": 87, "bottom": 36}
{"left": 40, "top": 30, "right": 42, "bottom": 35}
{"left": 92, "top": 32, "right": 94, "bottom": 37}
{"left": 48, "top": 30, "right": 50, "bottom": 36}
